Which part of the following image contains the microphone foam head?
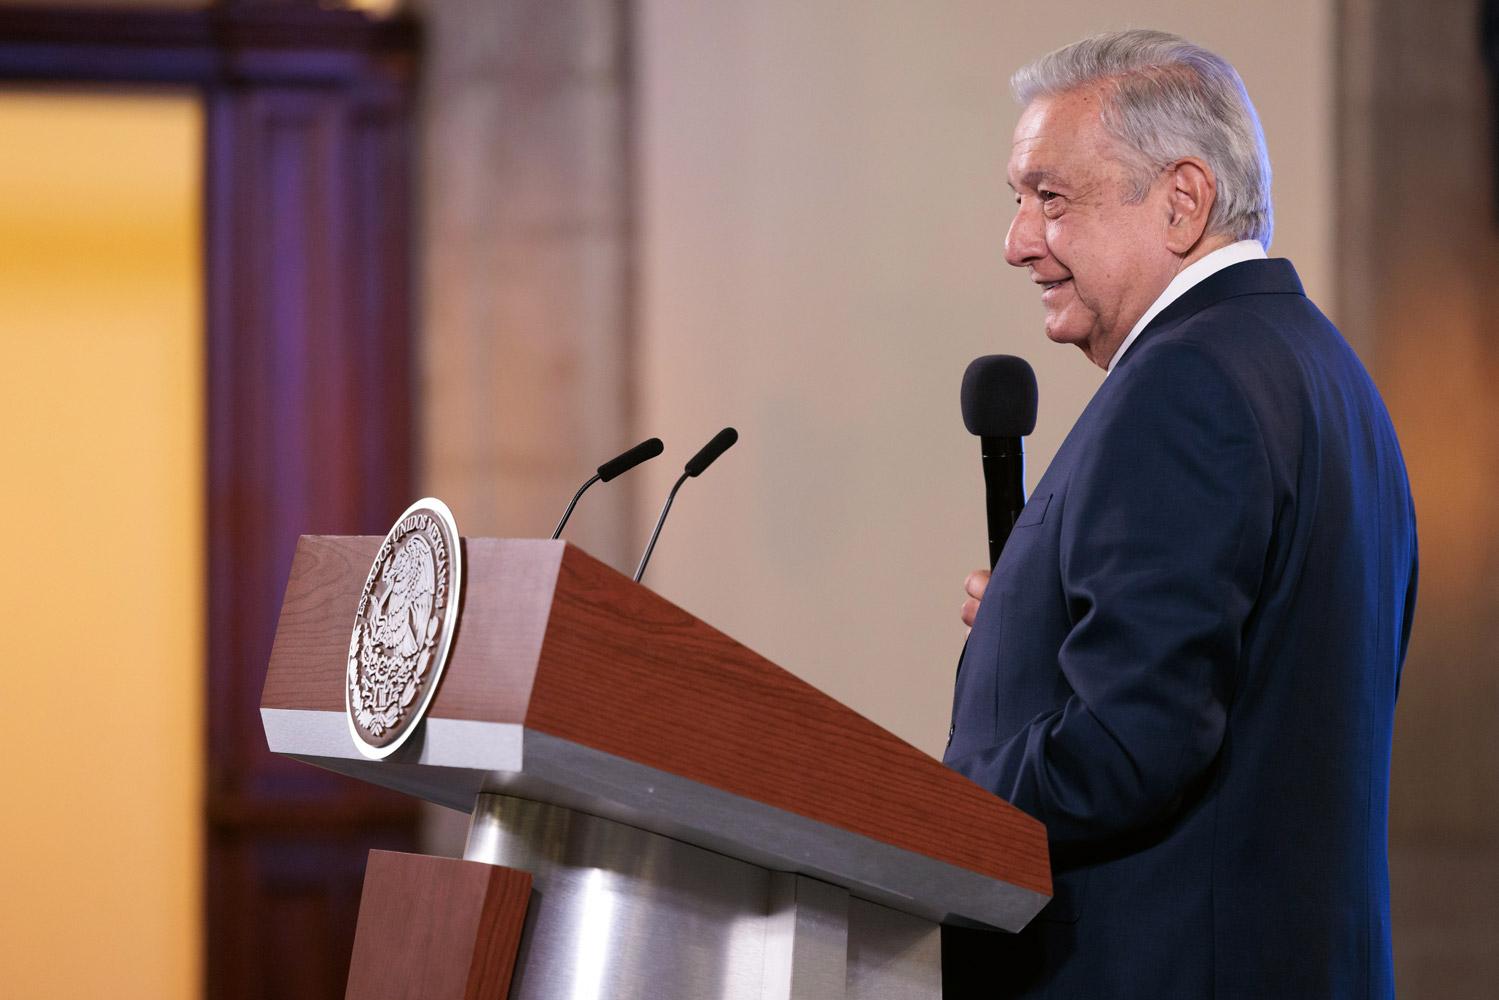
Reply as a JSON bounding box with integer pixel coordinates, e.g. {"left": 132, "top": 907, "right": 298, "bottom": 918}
{"left": 685, "top": 427, "right": 738, "bottom": 477}
{"left": 597, "top": 437, "right": 664, "bottom": 482}
{"left": 961, "top": 355, "right": 1038, "bottom": 437}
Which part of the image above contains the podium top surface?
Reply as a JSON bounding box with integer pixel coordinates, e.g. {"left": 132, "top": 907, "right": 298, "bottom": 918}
{"left": 262, "top": 535, "right": 1050, "bottom": 929}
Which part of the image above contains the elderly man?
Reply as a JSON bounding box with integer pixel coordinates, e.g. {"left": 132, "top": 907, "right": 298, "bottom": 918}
{"left": 943, "top": 31, "right": 1417, "bottom": 998}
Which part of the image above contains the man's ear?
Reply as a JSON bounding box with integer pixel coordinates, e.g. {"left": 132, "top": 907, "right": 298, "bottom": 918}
{"left": 1164, "top": 157, "right": 1216, "bottom": 254}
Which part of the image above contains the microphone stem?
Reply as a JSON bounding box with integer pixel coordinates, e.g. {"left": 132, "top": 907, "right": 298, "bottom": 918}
{"left": 635, "top": 470, "right": 690, "bottom": 582}
{"left": 552, "top": 473, "right": 601, "bottom": 539}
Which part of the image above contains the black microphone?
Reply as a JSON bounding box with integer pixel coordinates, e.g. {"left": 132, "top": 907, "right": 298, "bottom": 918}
{"left": 634, "top": 427, "right": 738, "bottom": 583}
{"left": 961, "top": 356, "right": 1037, "bottom": 568}
{"left": 552, "top": 437, "right": 665, "bottom": 539}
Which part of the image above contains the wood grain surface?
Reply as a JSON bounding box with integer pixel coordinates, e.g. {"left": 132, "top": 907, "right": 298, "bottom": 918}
{"left": 344, "top": 850, "right": 531, "bottom": 1000}
{"left": 528, "top": 545, "right": 1050, "bottom": 896}
{"left": 262, "top": 535, "right": 562, "bottom": 723}
{"left": 262, "top": 535, "right": 1050, "bottom": 897}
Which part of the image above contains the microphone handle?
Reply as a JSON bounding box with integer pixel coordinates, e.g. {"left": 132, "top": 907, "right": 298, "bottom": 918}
{"left": 981, "top": 435, "right": 1026, "bottom": 569}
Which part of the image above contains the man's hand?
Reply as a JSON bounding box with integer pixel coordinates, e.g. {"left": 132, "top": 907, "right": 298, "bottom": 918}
{"left": 961, "top": 569, "right": 990, "bottom": 631}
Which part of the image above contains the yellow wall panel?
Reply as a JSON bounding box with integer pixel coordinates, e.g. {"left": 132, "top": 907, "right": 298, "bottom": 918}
{"left": 0, "top": 90, "right": 203, "bottom": 1000}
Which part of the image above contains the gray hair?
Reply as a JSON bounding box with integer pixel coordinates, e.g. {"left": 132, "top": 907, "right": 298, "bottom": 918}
{"left": 1012, "top": 30, "right": 1273, "bottom": 248}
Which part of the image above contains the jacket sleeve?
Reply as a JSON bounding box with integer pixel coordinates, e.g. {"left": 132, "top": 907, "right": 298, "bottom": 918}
{"left": 946, "top": 341, "right": 1274, "bottom": 844}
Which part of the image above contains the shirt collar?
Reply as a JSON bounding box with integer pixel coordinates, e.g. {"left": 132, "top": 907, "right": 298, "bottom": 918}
{"left": 1105, "top": 240, "right": 1269, "bottom": 374}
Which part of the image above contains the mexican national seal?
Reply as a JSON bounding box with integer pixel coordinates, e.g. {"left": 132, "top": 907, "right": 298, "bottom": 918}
{"left": 346, "top": 498, "right": 462, "bottom": 758}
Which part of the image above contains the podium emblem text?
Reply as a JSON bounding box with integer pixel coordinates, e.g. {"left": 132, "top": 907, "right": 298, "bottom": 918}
{"left": 346, "top": 498, "right": 463, "bottom": 758}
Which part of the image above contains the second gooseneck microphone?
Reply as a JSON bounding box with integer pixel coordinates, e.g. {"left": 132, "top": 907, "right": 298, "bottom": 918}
{"left": 552, "top": 437, "right": 665, "bottom": 539}
{"left": 634, "top": 427, "right": 738, "bottom": 583}
{"left": 961, "top": 356, "right": 1038, "bottom": 569}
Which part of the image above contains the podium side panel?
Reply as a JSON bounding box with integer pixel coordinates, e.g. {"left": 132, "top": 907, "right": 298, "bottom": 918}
{"left": 344, "top": 850, "right": 531, "bottom": 1000}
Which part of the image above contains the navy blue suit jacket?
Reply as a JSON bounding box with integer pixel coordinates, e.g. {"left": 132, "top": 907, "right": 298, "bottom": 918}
{"left": 943, "top": 259, "right": 1417, "bottom": 998}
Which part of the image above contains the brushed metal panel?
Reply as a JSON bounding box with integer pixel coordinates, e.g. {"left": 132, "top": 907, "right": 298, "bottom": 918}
{"left": 465, "top": 795, "right": 770, "bottom": 1000}
{"left": 261, "top": 708, "right": 523, "bottom": 769}
{"left": 846, "top": 897, "right": 942, "bottom": 1000}
{"left": 510, "top": 729, "right": 1047, "bottom": 930}
{"left": 262, "top": 707, "right": 1049, "bottom": 929}
{"left": 764, "top": 873, "right": 850, "bottom": 1000}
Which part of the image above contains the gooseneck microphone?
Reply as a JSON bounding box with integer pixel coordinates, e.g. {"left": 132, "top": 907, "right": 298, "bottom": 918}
{"left": 552, "top": 437, "right": 665, "bottom": 539}
{"left": 634, "top": 427, "right": 738, "bottom": 583}
{"left": 961, "top": 356, "right": 1038, "bottom": 568}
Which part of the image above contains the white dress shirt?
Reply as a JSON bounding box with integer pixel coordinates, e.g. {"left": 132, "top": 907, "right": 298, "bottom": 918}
{"left": 1106, "top": 240, "right": 1269, "bottom": 373}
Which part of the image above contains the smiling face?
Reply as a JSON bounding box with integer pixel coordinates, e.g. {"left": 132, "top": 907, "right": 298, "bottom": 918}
{"left": 1005, "top": 88, "right": 1192, "bottom": 367}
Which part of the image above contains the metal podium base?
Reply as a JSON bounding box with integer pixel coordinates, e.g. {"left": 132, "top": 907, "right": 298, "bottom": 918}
{"left": 463, "top": 794, "right": 942, "bottom": 1000}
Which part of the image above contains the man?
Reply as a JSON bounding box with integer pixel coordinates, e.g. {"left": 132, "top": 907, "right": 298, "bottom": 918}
{"left": 943, "top": 30, "right": 1417, "bottom": 998}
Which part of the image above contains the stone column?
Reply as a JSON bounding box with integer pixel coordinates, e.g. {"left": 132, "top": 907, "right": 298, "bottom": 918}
{"left": 416, "top": 0, "right": 636, "bottom": 569}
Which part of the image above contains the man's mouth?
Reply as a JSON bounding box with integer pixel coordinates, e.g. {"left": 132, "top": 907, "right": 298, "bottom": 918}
{"left": 1041, "top": 278, "right": 1071, "bottom": 292}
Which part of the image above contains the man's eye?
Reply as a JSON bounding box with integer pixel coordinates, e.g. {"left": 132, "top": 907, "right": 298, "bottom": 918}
{"left": 1038, "top": 189, "right": 1058, "bottom": 202}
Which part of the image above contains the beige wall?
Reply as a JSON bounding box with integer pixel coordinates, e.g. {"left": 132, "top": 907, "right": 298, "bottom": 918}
{"left": 633, "top": 0, "right": 1335, "bottom": 756}
{"left": 0, "top": 90, "right": 203, "bottom": 1000}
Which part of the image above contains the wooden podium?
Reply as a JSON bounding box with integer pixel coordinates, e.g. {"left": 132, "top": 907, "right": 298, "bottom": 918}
{"left": 261, "top": 536, "right": 1050, "bottom": 999}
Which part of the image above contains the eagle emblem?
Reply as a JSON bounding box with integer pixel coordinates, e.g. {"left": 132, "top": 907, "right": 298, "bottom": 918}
{"left": 346, "top": 498, "right": 462, "bottom": 758}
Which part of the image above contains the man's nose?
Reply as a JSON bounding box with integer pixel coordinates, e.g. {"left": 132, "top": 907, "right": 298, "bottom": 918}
{"left": 1004, "top": 201, "right": 1044, "bottom": 268}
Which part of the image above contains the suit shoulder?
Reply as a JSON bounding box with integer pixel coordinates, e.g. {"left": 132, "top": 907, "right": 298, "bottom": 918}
{"left": 1105, "top": 336, "right": 1257, "bottom": 418}
{"left": 1130, "top": 290, "right": 1361, "bottom": 399}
